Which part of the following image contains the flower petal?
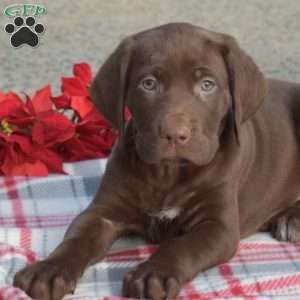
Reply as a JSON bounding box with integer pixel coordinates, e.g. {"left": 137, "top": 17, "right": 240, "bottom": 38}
{"left": 9, "top": 161, "right": 49, "bottom": 176}
{"left": 2, "top": 133, "right": 33, "bottom": 155}
{"left": 73, "top": 63, "right": 92, "bottom": 84}
{"left": 0, "top": 92, "right": 24, "bottom": 119}
{"left": 31, "top": 85, "right": 53, "bottom": 114}
{"left": 81, "top": 109, "right": 112, "bottom": 127}
{"left": 0, "top": 91, "right": 5, "bottom": 101}
{"left": 31, "top": 122, "right": 45, "bottom": 145}
{"left": 62, "top": 77, "right": 89, "bottom": 97}
{"left": 51, "top": 94, "right": 70, "bottom": 109}
{"left": 0, "top": 139, "right": 48, "bottom": 176}
{"left": 34, "top": 146, "right": 65, "bottom": 174}
{"left": 32, "top": 112, "right": 75, "bottom": 147}
{"left": 70, "top": 96, "right": 94, "bottom": 119}
{"left": 59, "top": 137, "right": 100, "bottom": 161}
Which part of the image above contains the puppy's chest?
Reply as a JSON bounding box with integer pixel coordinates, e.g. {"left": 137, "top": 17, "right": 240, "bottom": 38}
{"left": 150, "top": 207, "right": 181, "bottom": 220}
{"left": 141, "top": 189, "right": 181, "bottom": 219}
{"left": 145, "top": 208, "right": 182, "bottom": 243}
{"left": 140, "top": 190, "right": 187, "bottom": 243}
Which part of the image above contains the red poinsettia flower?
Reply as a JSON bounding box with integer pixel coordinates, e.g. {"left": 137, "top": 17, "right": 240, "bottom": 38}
{"left": 0, "top": 62, "right": 131, "bottom": 177}
{"left": 24, "top": 86, "right": 75, "bottom": 147}
{"left": 58, "top": 109, "right": 117, "bottom": 162}
{"left": 0, "top": 92, "right": 23, "bottom": 119}
{"left": 52, "top": 63, "right": 92, "bottom": 110}
{"left": 13, "top": 86, "right": 73, "bottom": 142}
{"left": 0, "top": 132, "right": 64, "bottom": 176}
{"left": 26, "top": 85, "right": 53, "bottom": 114}
{"left": 73, "top": 63, "right": 92, "bottom": 84}
{"left": 0, "top": 86, "right": 74, "bottom": 175}
{"left": 52, "top": 63, "right": 118, "bottom": 161}
{"left": 0, "top": 85, "right": 54, "bottom": 130}
{"left": 0, "top": 92, "right": 32, "bottom": 129}
{"left": 31, "top": 111, "right": 75, "bottom": 147}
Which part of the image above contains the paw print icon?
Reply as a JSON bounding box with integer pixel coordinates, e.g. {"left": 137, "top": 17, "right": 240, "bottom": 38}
{"left": 4, "top": 16, "right": 45, "bottom": 48}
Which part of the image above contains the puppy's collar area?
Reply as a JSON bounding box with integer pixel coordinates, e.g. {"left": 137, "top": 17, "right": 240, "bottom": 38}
{"left": 145, "top": 207, "right": 182, "bottom": 243}
{"left": 148, "top": 207, "right": 182, "bottom": 220}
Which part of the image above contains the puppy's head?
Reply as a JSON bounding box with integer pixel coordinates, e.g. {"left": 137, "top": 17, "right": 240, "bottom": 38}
{"left": 90, "top": 23, "right": 266, "bottom": 165}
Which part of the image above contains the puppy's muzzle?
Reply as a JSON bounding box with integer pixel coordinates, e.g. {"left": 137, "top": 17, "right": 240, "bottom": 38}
{"left": 159, "top": 113, "right": 192, "bottom": 146}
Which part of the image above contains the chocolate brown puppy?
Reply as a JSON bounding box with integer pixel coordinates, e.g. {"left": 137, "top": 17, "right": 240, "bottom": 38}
{"left": 14, "top": 23, "right": 300, "bottom": 299}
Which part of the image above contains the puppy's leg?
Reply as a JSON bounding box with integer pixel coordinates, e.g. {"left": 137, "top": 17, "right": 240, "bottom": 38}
{"left": 122, "top": 187, "right": 239, "bottom": 299}
{"left": 123, "top": 221, "right": 238, "bottom": 299}
{"left": 13, "top": 204, "right": 126, "bottom": 300}
{"left": 270, "top": 201, "right": 300, "bottom": 242}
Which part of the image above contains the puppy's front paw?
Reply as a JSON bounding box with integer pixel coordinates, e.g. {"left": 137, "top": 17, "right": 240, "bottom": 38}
{"left": 271, "top": 213, "right": 300, "bottom": 243}
{"left": 13, "top": 259, "right": 76, "bottom": 300}
{"left": 122, "top": 261, "right": 183, "bottom": 299}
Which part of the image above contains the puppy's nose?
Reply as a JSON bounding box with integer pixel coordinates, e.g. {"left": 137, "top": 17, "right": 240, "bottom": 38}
{"left": 165, "top": 125, "right": 191, "bottom": 145}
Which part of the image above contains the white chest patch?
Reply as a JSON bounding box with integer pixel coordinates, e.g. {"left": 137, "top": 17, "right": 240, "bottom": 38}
{"left": 151, "top": 207, "right": 181, "bottom": 220}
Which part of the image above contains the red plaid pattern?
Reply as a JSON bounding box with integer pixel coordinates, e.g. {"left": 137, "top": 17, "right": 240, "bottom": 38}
{"left": 1, "top": 159, "right": 300, "bottom": 299}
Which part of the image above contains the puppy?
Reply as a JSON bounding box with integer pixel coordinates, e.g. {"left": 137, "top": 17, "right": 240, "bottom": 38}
{"left": 14, "top": 23, "right": 300, "bottom": 300}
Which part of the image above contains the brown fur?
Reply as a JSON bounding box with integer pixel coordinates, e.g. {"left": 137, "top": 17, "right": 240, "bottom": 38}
{"left": 14, "top": 23, "right": 300, "bottom": 300}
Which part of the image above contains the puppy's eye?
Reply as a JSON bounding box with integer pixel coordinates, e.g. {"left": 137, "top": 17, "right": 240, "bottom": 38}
{"left": 200, "top": 79, "right": 216, "bottom": 92}
{"left": 140, "top": 77, "right": 158, "bottom": 91}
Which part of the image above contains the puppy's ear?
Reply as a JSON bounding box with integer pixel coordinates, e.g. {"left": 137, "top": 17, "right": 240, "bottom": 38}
{"left": 90, "top": 37, "right": 134, "bottom": 138}
{"left": 222, "top": 35, "right": 267, "bottom": 142}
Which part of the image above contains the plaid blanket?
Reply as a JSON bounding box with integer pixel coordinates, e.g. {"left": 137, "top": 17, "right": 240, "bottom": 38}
{"left": 1, "top": 159, "right": 300, "bottom": 300}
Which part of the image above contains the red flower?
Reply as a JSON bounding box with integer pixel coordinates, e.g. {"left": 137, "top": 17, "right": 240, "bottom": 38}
{"left": 1, "top": 85, "right": 53, "bottom": 129}
{"left": 0, "top": 92, "right": 23, "bottom": 119}
{"left": 0, "top": 86, "right": 73, "bottom": 175}
{"left": 0, "top": 130, "right": 66, "bottom": 176}
{"left": 52, "top": 63, "right": 92, "bottom": 110}
{"left": 73, "top": 63, "right": 92, "bottom": 84}
{"left": 54, "top": 62, "right": 118, "bottom": 161}
{"left": 0, "top": 62, "right": 128, "bottom": 176}
{"left": 24, "top": 86, "right": 75, "bottom": 148}
{"left": 51, "top": 94, "right": 70, "bottom": 109}
{"left": 31, "top": 111, "right": 75, "bottom": 147}
{"left": 58, "top": 110, "right": 117, "bottom": 161}
{"left": 70, "top": 96, "right": 94, "bottom": 119}
{"left": 62, "top": 77, "right": 89, "bottom": 98}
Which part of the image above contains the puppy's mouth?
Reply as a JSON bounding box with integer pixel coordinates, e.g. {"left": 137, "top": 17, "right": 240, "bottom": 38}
{"left": 134, "top": 130, "right": 219, "bottom": 166}
{"left": 161, "top": 157, "right": 191, "bottom": 167}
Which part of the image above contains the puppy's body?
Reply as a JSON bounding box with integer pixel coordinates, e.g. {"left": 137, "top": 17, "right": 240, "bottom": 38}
{"left": 14, "top": 23, "right": 300, "bottom": 299}
{"left": 238, "top": 79, "right": 300, "bottom": 237}
{"left": 99, "top": 79, "right": 300, "bottom": 242}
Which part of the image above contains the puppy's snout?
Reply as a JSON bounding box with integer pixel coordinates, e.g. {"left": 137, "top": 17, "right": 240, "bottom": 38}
{"left": 160, "top": 114, "right": 192, "bottom": 145}
{"left": 165, "top": 125, "right": 191, "bottom": 145}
